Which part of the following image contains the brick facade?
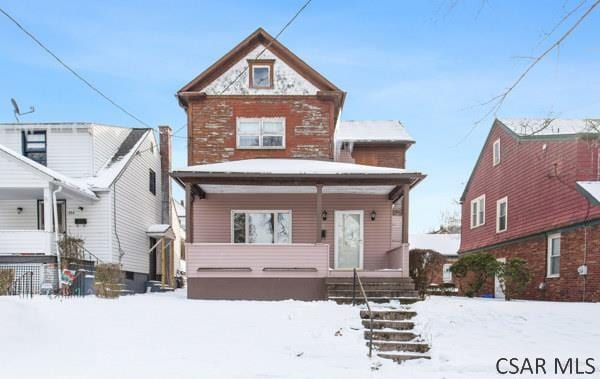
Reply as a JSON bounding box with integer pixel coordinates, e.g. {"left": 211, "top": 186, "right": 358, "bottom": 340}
{"left": 351, "top": 143, "right": 407, "bottom": 169}
{"left": 187, "top": 96, "right": 335, "bottom": 165}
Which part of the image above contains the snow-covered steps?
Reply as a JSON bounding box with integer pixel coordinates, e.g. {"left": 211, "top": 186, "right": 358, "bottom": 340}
{"left": 369, "top": 340, "right": 430, "bottom": 353}
{"left": 364, "top": 330, "right": 417, "bottom": 341}
{"left": 360, "top": 309, "right": 416, "bottom": 320}
{"left": 330, "top": 296, "right": 420, "bottom": 305}
{"left": 326, "top": 277, "right": 420, "bottom": 304}
{"left": 376, "top": 352, "right": 431, "bottom": 363}
{"left": 362, "top": 319, "right": 415, "bottom": 330}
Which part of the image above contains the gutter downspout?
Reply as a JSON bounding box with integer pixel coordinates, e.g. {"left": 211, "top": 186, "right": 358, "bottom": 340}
{"left": 52, "top": 185, "right": 63, "bottom": 292}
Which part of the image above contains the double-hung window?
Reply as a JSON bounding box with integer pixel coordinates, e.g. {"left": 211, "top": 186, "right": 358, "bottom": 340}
{"left": 493, "top": 139, "right": 501, "bottom": 166}
{"left": 470, "top": 195, "right": 485, "bottom": 228}
{"left": 22, "top": 130, "right": 47, "bottom": 166}
{"left": 496, "top": 197, "right": 508, "bottom": 233}
{"left": 237, "top": 118, "right": 285, "bottom": 149}
{"left": 232, "top": 210, "right": 291, "bottom": 244}
{"left": 547, "top": 233, "right": 561, "bottom": 278}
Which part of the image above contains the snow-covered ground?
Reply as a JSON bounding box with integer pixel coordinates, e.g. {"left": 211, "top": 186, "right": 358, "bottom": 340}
{"left": 1, "top": 292, "right": 599, "bottom": 378}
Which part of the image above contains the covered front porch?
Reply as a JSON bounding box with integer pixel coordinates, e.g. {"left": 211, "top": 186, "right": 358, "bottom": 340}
{"left": 173, "top": 159, "right": 424, "bottom": 300}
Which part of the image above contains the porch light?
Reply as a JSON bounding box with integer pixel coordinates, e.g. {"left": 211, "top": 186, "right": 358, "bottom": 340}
{"left": 321, "top": 210, "right": 328, "bottom": 221}
{"left": 370, "top": 210, "right": 377, "bottom": 221}
{"left": 17, "top": 207, "right": 23, "bottom": 214}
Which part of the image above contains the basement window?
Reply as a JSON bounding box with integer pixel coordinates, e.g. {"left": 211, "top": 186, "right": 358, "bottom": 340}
{"left": 237, "top": 118, "right": 285, "bottom": 149}
{"left": 232, "top": 210, "right": 291, "bottom": 244}
{"left": 470, "top": 195, "right": 485, "bottom": 229}
{"left": 22, "top": 130, "right": 47, "bottom": 166}
{"left": 547, "top": 233, "right": 560, "bottom": 278}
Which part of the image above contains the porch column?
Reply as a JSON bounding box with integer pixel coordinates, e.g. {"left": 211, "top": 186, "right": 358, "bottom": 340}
{"left": 315, "top": 184, "right": 323, "bottom": 243}
{"left": 43, "top": 185, "right": 53, "bottom": 233}
{"left": 402, "top": 184, "right": 410, "bottom": 243}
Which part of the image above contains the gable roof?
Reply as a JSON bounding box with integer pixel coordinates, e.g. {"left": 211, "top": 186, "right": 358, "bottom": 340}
{"left": 335, "top": 120, "right": 414, "bottom": 144}
{"left": 460, "top": 118, "right": 600, "bottom": 202}
{"left": 0, "top": 143, "right": 97, "bottom": 199}
{"left": 176, "top": 28, "right": 345, "bottom": 103}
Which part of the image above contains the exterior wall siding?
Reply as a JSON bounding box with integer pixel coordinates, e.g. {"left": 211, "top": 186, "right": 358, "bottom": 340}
{"left": 0, "top": 150, "right": 51, "bottom": 187}
{"left": 188, "top": 97, "right": 334, "bottom": 164}
{"left": 191, "top": 193, "right": 393, "bottom": 271}
{"left": 351, "top": 144, "right": 407, "bottom": 168}
{"left": 111, "top": 133, "right": 162, "bottom": 274}
{"left": 461, "top": 124, "right": 600, "bottom": 253}
{"left": 91, "top": 125, "right": 131, "bottom": 174}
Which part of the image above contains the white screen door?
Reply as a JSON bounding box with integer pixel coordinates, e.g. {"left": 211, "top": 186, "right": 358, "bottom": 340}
{"left": 334, "top": 210, "right": 364, "bottom": 269}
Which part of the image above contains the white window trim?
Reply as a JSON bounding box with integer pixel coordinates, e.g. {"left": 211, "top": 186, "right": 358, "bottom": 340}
{"left": 230, "top": 209, "right": 292, "bottom": 244}
{"left": 547, "top": 233, "right": 561, "bottom": 278}
{"left": 236, "top": 117, "right": 286, "bottom": 150}
{"left": 470, "top": 195, "right": 486, "bottom": 229}
{"left": 493, "top": 139, "right": 501, "bottom": 166}
{"left": 251, "top": 64, "right": 271, "bottom": 88}
{"left": 496, "top": 197, "right": 508, "bottom": 233}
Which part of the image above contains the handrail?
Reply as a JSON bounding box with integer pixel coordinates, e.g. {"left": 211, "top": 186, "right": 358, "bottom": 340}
{"left": 57, "top": 236, "right": 104, "bottom": 265}
{"left": 9, "top": 271, "right": 33, "bottom": 298}
{"left": 353, "top": 268, "right": 374, "bottom": 358}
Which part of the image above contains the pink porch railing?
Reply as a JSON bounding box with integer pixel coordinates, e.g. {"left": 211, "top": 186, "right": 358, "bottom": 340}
{"left": 186, "top": 243, "right": 330, "bottom": 278}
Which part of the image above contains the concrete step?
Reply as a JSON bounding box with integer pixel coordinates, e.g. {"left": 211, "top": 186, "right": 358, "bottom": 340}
{"left": 377, "top": 352, "right": 431, "bottom": 363}
{"left": 328, "top": 289, "right": 418, "bottom": 297}
{"left": 364, "top": 330, "right": 417, "bottom": 341}
{"left": 369, "top": 340, "right": 430, "bottom": 353}
{"left": 362, "top": 319, "right": 415, "bottom": 330}
{"left": 330, "top": 296, "right": 420, "bottom": 305}
{"left": 326, "top": 282, "right": 416, "bottom": 289}
{"left": 326, "top": 277, "right": 415, "bottom": 284}
{"left": 360, "top": 309, "right": 416, "bottom": 321}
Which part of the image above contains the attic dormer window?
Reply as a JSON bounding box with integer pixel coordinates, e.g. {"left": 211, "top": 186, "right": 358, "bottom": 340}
{"left": 248, "top": 60, "right": 274, "bottom": 89}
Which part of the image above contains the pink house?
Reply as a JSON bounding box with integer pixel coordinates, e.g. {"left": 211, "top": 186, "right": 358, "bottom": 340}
{"left": 172, "top": 29, "right": 424, "bottom": 300}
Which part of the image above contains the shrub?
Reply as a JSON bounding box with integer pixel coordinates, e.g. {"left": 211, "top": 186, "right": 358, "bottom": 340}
{"left": 450, "top": 253, "right": 500, "bottom": 297}
{"left": 58, "top": 235, "right": 85, "bottom": 269}
{"left": 0, "top": 269, "right": 15, "bottom": 295}
{"left": 94, "top": 263, "right": 121, "bottom": 299}
{"left": 409, "top": 249, "right": 445, "bottom": 298}
{"left": 497, "top": 258, "right": 531, "bottom": 301}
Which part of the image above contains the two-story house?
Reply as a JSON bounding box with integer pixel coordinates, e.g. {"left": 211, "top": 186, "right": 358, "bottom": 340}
{"left": 172, "top": 28, "right": 425, "bottom": 300}
{"left": 0, "top": 123, "right": 183, "bottom": 293}
{"left": 459, "top": 118, "right": 600, "bottom": 302}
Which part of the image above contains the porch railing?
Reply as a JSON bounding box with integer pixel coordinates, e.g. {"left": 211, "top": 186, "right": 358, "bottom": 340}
{"left": 0, "top": 230, "right": 54, "bottom": 255}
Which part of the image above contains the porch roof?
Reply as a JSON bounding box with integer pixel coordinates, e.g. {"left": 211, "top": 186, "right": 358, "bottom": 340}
{"left": 0, "top": 143, "right": 97, "bottom": 200}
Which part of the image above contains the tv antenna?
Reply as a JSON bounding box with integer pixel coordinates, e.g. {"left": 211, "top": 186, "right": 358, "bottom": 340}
{"left": 11, "top": 98, "right": 35, "bottom": 122}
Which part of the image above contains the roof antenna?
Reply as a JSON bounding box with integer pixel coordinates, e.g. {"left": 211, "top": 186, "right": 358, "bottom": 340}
{"left": 11, "top": 98, "right": 35, "bottom": 123}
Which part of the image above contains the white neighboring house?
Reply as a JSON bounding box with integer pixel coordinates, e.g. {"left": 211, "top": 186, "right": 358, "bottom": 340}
{"left": 0, "top": 122, "right": 183, "bottom": 293}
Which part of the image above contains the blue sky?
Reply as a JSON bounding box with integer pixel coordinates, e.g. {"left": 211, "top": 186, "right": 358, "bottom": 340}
{"left": 1, "top": 1, "right": 599, "bottom": 232}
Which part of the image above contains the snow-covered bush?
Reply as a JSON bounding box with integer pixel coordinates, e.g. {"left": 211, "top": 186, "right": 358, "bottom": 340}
{"left": 497, "top": 258, "right": 531, "bottom": 301}
{"left": 94, "top": 263, "right": 121, "bottom": 299}
{"left": 409, "top": 249, "right": 445, "bottom": 298}
{"left": 0, "top": 269, "right": 15, "bottom": 295}
{"left": 450, "top": 253, "right": 500, "bottom": 297}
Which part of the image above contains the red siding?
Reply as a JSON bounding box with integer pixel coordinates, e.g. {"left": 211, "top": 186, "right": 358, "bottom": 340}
{"left": 461, "top": 123, "right": 600, "bottom": 252}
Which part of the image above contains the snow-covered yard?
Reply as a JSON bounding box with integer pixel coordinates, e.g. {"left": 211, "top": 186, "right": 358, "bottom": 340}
{"left": 1, "top": 292, "right": 599, "bottom": 378}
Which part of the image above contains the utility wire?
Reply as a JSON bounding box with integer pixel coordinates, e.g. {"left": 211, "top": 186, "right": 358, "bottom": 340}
{"left": 0, "top": 6, "right": 152, "bottom": 128}
{"left": 173, "top": 0, "right": 313, "bottom": 139}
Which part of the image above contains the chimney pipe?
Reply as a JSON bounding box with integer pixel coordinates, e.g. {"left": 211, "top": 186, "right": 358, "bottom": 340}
{"left": 159, "top": 125, "right": 172, "bottom": 225}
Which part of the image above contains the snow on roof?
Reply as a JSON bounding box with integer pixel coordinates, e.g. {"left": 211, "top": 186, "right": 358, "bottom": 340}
{"left": 410, "top": 233, "right": 460, "bottom": 256}
{"left": 576, "top": 181, "right": 600, "bottom": 206}
{"left": 335, "top": 120, "right": 414, "bottom": 143}
{"left": 147, "top": 224, "right": 175, "bottom": 239}
{"left": 174, "top": 158, "right": 420, "bottom": 176}
{"left": 0, "top": 122, "right": 132, "bottom": 130}
{"left": 79, "top": 129, "right": 150, "bottom": 189}
{"left": 498, "top": 118, "right": 600, "bottom": 137}
{"left": 0, "top": 143, "right": 97, "bottom": 199}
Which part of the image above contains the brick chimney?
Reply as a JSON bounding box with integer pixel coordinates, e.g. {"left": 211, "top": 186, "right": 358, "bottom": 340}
{"left": 158, "top": 125, "right": 172, "bottom": 225}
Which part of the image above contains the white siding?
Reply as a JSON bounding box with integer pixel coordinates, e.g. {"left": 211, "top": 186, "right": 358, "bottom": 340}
{"left": 0, "top": 200, "right": 38, "bottom": 230}
{"left": 111, "top": 132, "right": 162, "bottom": 273}
{"left": 91, "top": 125, "right": 131, "bottom": 174}
{"left": 0, "top": 149, "right": 50, "bottom": 187}
{"left": 171, "top": 200, "right": 186, "bottom": 273}
{"left": 64, "top": 194, "right": 112, "bottom": 263}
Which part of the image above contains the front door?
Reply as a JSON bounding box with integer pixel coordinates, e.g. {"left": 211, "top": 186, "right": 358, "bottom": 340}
{"left": 334, "top": 210, "right": 364, "bottom": 269}
{"left": 495, "top": 257, "right": 506, "bottom": 299}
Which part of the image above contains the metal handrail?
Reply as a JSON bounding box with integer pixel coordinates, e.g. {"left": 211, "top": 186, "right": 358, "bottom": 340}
{"left": 353, "top": 268, "right": 374, "bottom": 358}
{"left": 9, "top": 271, "right": 33, "bottom": 298}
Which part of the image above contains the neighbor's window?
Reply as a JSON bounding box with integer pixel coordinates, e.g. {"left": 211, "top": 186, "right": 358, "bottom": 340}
{"left": 232, "top": 210, "right": 291, "bottom": 244}
{"left": 547, "top": 233, "right": 561, "bottom": 278}
{"left": 496, "top": 197, "right": 508, "bottom": 233}
{"left": 22, "top": 130, "right": 47, "bottom": 166}
{"left": 470, "top": 195, "right": 485, "bottom": 228}
{"left": 493, "top": 139, "right": 501, "bottom": 166}
{"left": 249, "top": 60, "right": 273, "bottom": 89}
{"left": 149, "top": 169, "right": 156, "bottom": 195}
{"left": 442, "top": 263, "right": 452, "bottom": 283}
{"left": 237, "top": 118, "right": 285, "bottom": 149}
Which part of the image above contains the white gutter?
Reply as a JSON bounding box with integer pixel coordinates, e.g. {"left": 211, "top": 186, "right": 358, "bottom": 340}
{"left": 52, "top": 185, "right": 63, "bottom": 291}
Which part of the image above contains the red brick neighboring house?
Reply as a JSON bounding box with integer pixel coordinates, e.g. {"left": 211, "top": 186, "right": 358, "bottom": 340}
{"left": 172, "top": 28, "right": 425, "bottom": 300}
{"left": 459, "top": 118, "right": 600, "bottom": 302}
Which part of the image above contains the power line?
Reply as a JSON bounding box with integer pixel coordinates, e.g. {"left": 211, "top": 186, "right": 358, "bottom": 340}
{"left": 0, "top": 6, "right": 152, "bottom": 128}
{"left": 173, "top": 0, "right": 313, "bottom": 139}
